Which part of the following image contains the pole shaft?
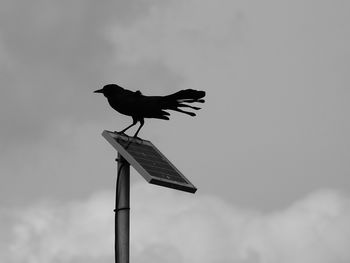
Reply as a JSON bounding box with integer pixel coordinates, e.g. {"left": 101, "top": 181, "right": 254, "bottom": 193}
{"left": 115, "top": 153, "right": 130, "bottom": 263}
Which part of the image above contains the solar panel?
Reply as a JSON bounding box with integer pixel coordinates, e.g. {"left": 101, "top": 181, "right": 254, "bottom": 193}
{"left": 102, "top": 130, "right": 197, "bottom": 193}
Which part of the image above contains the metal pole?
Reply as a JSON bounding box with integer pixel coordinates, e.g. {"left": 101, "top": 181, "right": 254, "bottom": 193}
{"left": 115, "top": 153, "right": 130, "bottom": 263}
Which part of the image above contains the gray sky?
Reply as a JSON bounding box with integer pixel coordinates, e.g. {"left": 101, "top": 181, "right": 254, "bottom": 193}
{"left": 1, "top": 0, "right": 350, "bottom": 262}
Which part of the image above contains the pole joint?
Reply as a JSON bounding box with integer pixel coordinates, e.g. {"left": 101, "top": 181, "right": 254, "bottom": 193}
{"left": 114, "top": 207, "right": 130, "bottom": 212}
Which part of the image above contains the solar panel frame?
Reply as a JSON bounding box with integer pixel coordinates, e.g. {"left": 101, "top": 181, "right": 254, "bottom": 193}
{"left": 102, "top": 130, "right": 197, "bottom": 193}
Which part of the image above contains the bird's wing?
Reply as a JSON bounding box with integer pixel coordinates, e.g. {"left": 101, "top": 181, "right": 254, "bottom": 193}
{"left": 129, "top": 95, "right": 167, "bottom": 118}
{"left": 108, "top": 90, "right": 166, "bottom": 118}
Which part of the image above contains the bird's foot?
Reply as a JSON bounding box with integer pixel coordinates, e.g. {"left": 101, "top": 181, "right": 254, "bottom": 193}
{"left": 132, "top": 136, "right": 144, "bottom": 144}
{"left": 114, "top": 130, "right": 128, "bottom": 136}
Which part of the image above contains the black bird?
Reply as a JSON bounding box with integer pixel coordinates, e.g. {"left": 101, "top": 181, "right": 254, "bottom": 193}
{"left": 94, "top": 84, "right": 206, "bottom": 138}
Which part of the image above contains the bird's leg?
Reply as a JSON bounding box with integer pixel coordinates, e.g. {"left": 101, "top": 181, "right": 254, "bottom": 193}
{"left": 133, "top": 118, "right": 144, "bottom": 139}
{"left": 116, "top": 119, "right": 137, "bottom": 135}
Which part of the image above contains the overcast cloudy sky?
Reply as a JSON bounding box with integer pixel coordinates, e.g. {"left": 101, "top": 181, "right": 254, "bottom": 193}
{"left": 1, "top": 0, "right": 350, "bottom": 262}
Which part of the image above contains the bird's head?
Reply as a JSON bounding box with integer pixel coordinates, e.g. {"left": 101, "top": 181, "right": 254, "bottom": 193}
{"left": 94, "top": 84, "right": 124, "bottom": 97}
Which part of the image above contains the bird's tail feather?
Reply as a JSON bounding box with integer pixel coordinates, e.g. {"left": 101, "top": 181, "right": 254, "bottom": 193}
{"left": 163, "top": 89, "right": 206, "bottom": 116}
{"left": 181, "top": 98, "right": 205, "bottom": 103}
{"left": 166, "top": 89, "right": 205, "bottom": 102}
{"left": 177, "top": 103, "right": 201, "bottom": 110}
{"left": 172, "top": 108, "right": 196, "bottom": 116}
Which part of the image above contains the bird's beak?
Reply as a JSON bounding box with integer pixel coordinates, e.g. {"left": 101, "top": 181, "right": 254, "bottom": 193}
{"left": 94, "top": 89, "right": 104, "bottom": 93}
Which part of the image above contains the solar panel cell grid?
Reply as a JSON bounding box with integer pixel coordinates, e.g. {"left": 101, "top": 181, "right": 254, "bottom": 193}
{"left": 116, "top": 138, "right": 187, "bottom": 183}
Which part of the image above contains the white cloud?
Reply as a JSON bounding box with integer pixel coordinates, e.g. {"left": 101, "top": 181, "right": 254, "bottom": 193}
{"left": 4, "top": 191, "right": 113, "bottom": 263}
{"left": 1, "top": 185, "right": 350, "bottom": 263}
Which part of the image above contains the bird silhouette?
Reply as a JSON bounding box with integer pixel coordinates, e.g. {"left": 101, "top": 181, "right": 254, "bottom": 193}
{"left": 94, "top": 84, "right": 206, "bottom": 138}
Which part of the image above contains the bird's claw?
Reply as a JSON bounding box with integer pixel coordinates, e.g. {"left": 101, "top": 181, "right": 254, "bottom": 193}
{"left": 114, "top": 130, "right": 127, "bottom": 136}
{"left": 132, "top": 136, "right": 143, "bottom": 144}
{"left": 113, "top": 130, "right": 142, "bottom": 143}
